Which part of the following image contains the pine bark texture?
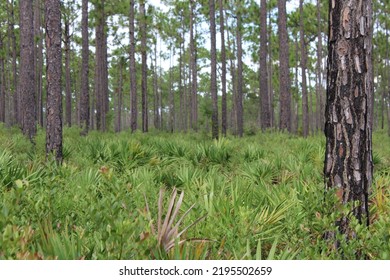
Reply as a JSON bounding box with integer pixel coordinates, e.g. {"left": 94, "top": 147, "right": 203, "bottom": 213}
{"left": 260, "top": 0, "right": 270, "bottom": 130}
{"left": 129, "top": 0, "right": 137, "bottom": 133}
{"left": 45, "top": 0, "right": 63, "bottom": 163}
{"left": 19, "top": 0, "right": 36, "bottom": 141}
{"left": 80, "top": 0, "right": 90, "bottom": 135}
{"left": 210, "top": 0, "right": 218, "bottom": 139}
{"left": 278, "top": 0, "right": 291, "bottom": 132}
{"left": 324, "top": 0, "right": 373, "bottom": 232}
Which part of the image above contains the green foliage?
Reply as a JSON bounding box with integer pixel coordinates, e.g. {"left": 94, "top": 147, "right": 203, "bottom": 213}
{"left": 1, "top": 126, "right": 390, "bottom": 259}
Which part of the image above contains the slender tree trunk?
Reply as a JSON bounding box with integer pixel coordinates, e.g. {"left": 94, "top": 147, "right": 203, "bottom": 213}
{"left": 45, "top": 0, "right": 62, "bottom": 162}
{"left": 226, "top": 15, "right": 237, "bottom": 134}
{"left": 324, "top": 0, "right": 373, "bottom": 237}
{"left": 268, "top": 9, "right": 274, "bottom": 128}
{"left": 210, "top": 0, "right": 219, "bottom": 139}
{"left": 80, "top": 0, "right": 90, "bottom": 135}
{"left": 169, "top": 46, "right": 175, "bottom": 133}
{"left": 260, "top": 0, "right": 270, "bottom": 130}
{"left": 153, "top": 38, "right": 160, "bottom": 130}
{"left": 316, "top": 0, "right": 324, "bottom": 132}
{"left": 190, "top": 0, "right": 197, "bottom": 131}
{"left": 159, "top": 39, "right": 163, "bottom": 130}
{"left": 300, "top": 0, "right": 309, "bottom": 137}
{"left": 219, "top": 0, "right": 227, "bottom": 136}
{"left": 0, "top": 32, "right": 5, "bottom": 123}
{"left": 129, "top": 0, "right": 137, "bottom": 132}
{"left": 64, "top": 16, "right": 72, "bottom": 127}
{"left": 9, "top": 1, "right": 19, "bottom": 126}
{"left": 140, "top": 0, "right": 148, "bottom": 133}
{"left": 278, "top": 0, "right": 292, "bottom": 132}
{"left": 236, "top": 0, "right": 244, "bottom": 137}
{"left": 20, "top": 0, "right": 36, "bottom": 142}
{"left": 115, "top": 59, "right": 123, "bottom": 133}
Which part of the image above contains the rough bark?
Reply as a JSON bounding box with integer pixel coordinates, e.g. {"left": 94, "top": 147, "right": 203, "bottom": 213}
{"left": 278, "top": 0, "right": 292, "bottom": 132}
{"left": 140, "top": 0, "right": 148, "bottom": 133}
{"left": 268, "top": 10, "right": 274, "bottom": 128}
{"left": 129, "top": 0, "right": 137, "bottom": 133}
{"left": 300, "top": 0, "right": 309, "bottom": 137}
{"left": 80, "top": 0, "right": 90, "bottom": 135}
{"left": 324, "top": 0, "right": 373, "bottom": 235}
{"left": 45, "top": 0, "right": 63, "bottom": 163}
{"left": 260, "top": 0, "right": 270, "bottom": 130}
{"left": 20, "top": 0, "right": 36, "bottom": 142}
{"left": 210, "top": 0, "right": 219, "bottom": 139}
{"left": 236, "top": 1, "right": 244, "bottom": 137}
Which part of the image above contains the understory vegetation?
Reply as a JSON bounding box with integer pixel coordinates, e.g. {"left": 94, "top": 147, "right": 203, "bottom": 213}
{"left": 0, "top": 125, "right": 389, "bottom": 260}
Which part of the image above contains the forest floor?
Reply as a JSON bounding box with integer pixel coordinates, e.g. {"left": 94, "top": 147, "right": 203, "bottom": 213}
{"left": 0, "top": 124, "right": 389, "bottom": 259}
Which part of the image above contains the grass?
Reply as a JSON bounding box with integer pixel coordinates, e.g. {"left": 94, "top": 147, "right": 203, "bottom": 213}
{"left": 0, "top": 125, "right": 389, "bottom": 259}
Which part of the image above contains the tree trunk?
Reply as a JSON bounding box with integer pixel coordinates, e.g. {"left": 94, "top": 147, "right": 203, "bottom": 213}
{"left": 115, "top": 59, "right": 123, "bottom": 133}
{"left": 324, "top": 0, "right": 373, "bottom": 237}
{"left": 219, "top": 0, "right": 227, "bottom": 137}
{"left": 0, "top": 31, "right": 5, "bottom": 123}
{"left": 268, "top": 9, "right": 274, "bottom": 128}
{"left": 45, "top": 0, "right": 63, "bottom": 163}
{"left": 20, "top": 0, "right": 36, "bottom": 142}
{"left": 80, "top": 0, "right": 90, "bottom": 135}
{"left": 153, "top": 38, "right": 160, "bottom": 130}
{"left": 64, "top": 16, "right": 72, "bottom": 127}
{"left": 300, "top": 0, "right": 309, "bottom": 137}
{"left": 129, "top": 0, "right": 137, "bottom": 133}
{"left": 260, "top": 0, "right": 270, "bottom": 130}
{"left": 9, "top": 1, "right": 19, "bottom": 126}
{"left": 278, "top": 0, "right": 292, "bottom": 132}
{"left": 190, "top": 0, "right": 197, "bottom": 131}
{"left": 316, "top": 0, "right": 324, "bottom": 132}
{"left": 236, "top": 0, "right": 244, "bottom": 137}
{"left": 210, "top": 0, "right": 218, "bottom": 139}
{"left": 140, "top": 0, "right": 148, "bottom": 133}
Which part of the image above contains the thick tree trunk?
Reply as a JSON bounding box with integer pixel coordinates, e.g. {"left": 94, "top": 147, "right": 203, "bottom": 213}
{"left": 140, "top": 0, "right": 148, "bottom": 133}
{"left": 268, "top": 10, "right": 274, "bottom": 128}
{"left": 129, "top": 0, "right": 137, "bottom": 133}
{"left": 236, "top": 1, "right": 244, "bottom": 138}
{"left": 219, "top": 0, "right": 227, "bottom": 137}
{"left": 80, "top": 0, "right": 90, "bottom": 135}
{"left": 278, "top": 0, "right": 292, "bottom": 132}
{"left": 20, "top": 0, "right": 36, "bottom": 142}
{"left": 260, "top": 0, "right": 270, "bottom": 130}
{"left": 324, "top": 0, "right": 373, "bottom": 236}
{"left": 210, "top": 0, "right": 218, "bottom": 139}
{"left": 300, "top": 0, "right": 309, "bottom": 137}
{"left": 45, "top": 0, "right": 62, "bottom": 163}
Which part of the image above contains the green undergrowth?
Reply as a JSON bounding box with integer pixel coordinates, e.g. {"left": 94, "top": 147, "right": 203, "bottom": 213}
{"left": 0, "top": 125, "right": 389, "bottom": 259}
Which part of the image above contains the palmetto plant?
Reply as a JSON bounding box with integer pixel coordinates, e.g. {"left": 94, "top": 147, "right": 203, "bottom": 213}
{"left": 145, "top": 188, "right": 207, "bottom": 253}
